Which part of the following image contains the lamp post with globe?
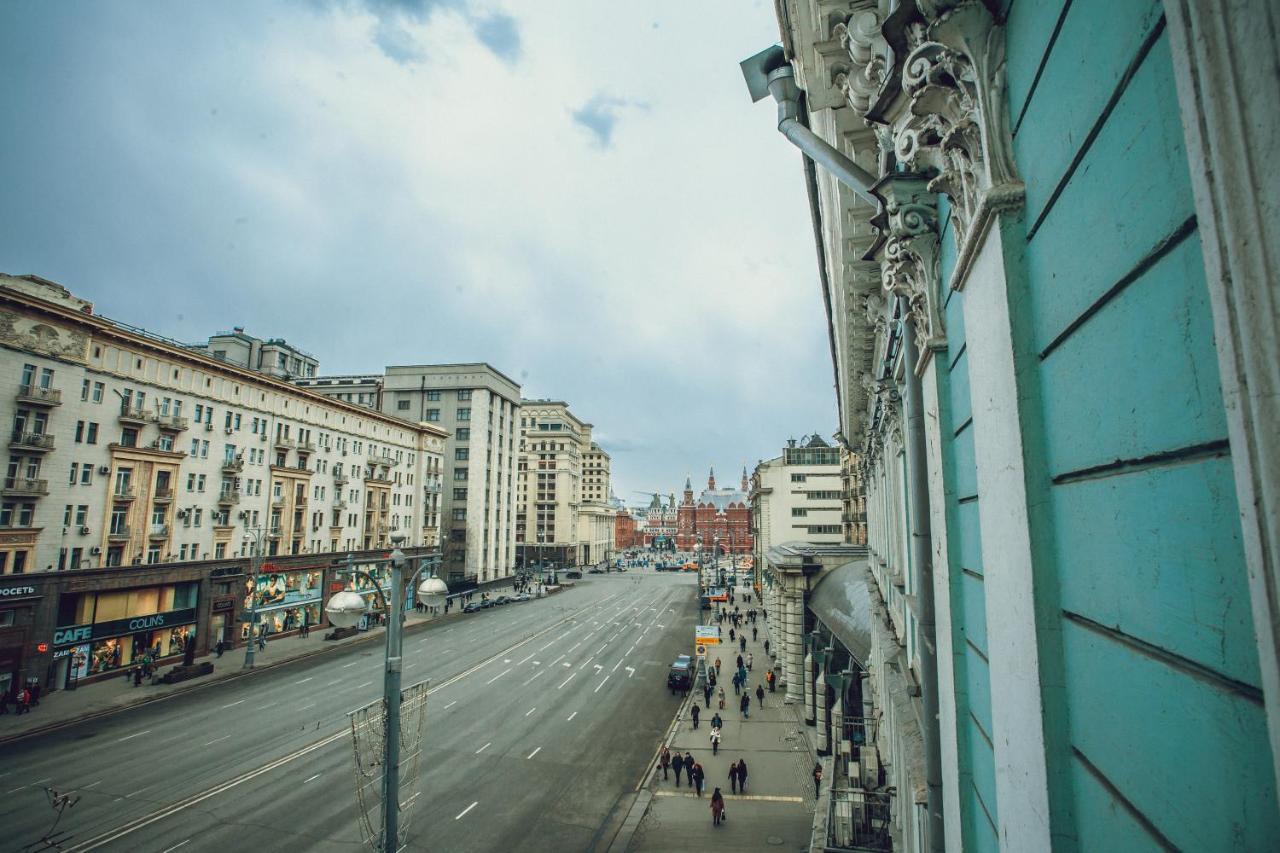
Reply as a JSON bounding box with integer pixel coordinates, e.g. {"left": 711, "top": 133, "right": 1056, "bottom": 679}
{"left": 325, "top": 540, "right": 446, "bottom": 852}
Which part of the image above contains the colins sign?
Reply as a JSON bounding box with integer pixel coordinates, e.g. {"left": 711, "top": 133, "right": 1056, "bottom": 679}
{"left": 53, "top": 607, "right": 198, "bottom": 647}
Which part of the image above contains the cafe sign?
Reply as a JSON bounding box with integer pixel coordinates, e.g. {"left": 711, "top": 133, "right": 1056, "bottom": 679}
{"left": 54, "top": 607, "right": 198, "bottom": 647}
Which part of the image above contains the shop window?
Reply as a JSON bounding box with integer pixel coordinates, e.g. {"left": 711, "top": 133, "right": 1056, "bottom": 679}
{"left": 126, "top": 588, "right": 161, "bottom": 617}
{"left": 0, "top": 610, "right": 13, "bottom": 628}
{"left": 94, "top": 591, "right": 130, "bottom": 621}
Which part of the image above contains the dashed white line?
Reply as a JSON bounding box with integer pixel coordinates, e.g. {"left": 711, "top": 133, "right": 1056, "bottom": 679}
{"left": 566, "top": 711, "right": 578, "bottom": 722}
{"left": 325, "top": 679, "right": 342, "bottom": 687}
{"left": 578, "top": 656, "right": 594, "bottom": 670}
{"left": 612, "top": 658, "right": 624, "bottom": 672}
{"left": 203, "top": 735, "right": 232, "bottom": 746}
{"left": 456, "top": 801, "right": 479, "bottom": 820}
{"left": 161, "top": 841, "right": 190, "bottom": 853}
{"left": 475, "top": 742, "right": 491, "bottom": 754}
{"left": 567, "top": 642, "right": 582, "bottom": 652}
{"left": 521, "top": 670, "right": 545, "bottom": 687}
{"left": 525, "top": 707, "right": 536, "bottom": 717}
{"left": 594, "top": 675, "right": 610, "bottom": 693}
{"left": 356, "top": 681, "right": 373, "bottom": 689}
{"left": 116, "top": 729, "right": 151, "bottom": 742}
{"left": 82, "top": 780, "right": 103, "bottom": 789}
{"left": 304, "top": 773, "right": 322, "bottom": 784}
{"left": 527, "top": 747, "right": 541, "bottom": 759}
{"left": 558, "top": 673, "right": 576, "bottom": 689}
{"left": 550, "top": 654, "right": 565, "bottom": 666}
{"left": 485, "top": 667, "right": 512, "bottom": 685}
{"left": 517, "top": 653, "right": 534, "bottom": 665}
{"left": 221, "top": 699, "right": 245, "bottom": 709}
{"left": 342, "top": 661, "right": 359, "bottom": 668}
{"left": 298, "top": 702, "right": 316, "bottom": 711}
{"left": 442, "top": 700, "right": 457, "bottom": 710}
{"left": 259, "top": 701, "right": 279, "bottom": 710}
{"left": 295, "top": 677, "right": 313, "bottom": 685}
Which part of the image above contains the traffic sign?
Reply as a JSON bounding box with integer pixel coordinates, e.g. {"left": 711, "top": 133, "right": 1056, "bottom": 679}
{"left": 696, "top": 644, "right": 707, "bottom": 656}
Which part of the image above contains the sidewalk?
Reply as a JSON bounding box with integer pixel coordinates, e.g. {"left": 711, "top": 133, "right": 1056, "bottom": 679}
{"left": 0, "top": 586, "right": 518, "bottom": 745}
{"left": 621, "top": 603, "right": 818, "bottom": 853}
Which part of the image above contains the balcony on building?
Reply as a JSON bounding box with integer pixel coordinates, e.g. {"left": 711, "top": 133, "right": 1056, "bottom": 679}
{"left": 221, "top": 457, "right": 244, "bottom": 474}
{"left": 274, "top": 435, "right": 296, "bottom": 450}
{"left": 107, "top": 526, "right": 130, "bottom": 541}
{"left": 148, "top": 524, "right": 169, "bottom": 539}
{"left": 826, "top": 787, "right": 892, "bottom": 853}
{"left": 16, "top": 384, "right": 61, "bottom": 407}
{"left": 333, "top": 471, "right": 349, "bottom": 487}
{"left": 334, "top": 498, "right": 347, "bottom": 511}
{"left": 155, "top": 414, "right": 189, "bottom": 432}
{"left": 267, "top": 526, "right": 283, "bottom": 539}
{"left": 113, "top": 485, "right": 137, "bottom": 502}
{"left": 2, "top": 477, "right": 49, "bottom": 497}
{"left": 367, "top": 473, "right": 392, "bottom": 485}
{"left": 271, "top": 495, "right": 285, "bottom": 507}
{"left": 297, "top": 440, "right": 317, "bottom": 453}
{"left": 217, "top": 490, "right": 240, "bottom": 506}
{"left": 118, "top": 405, "right": 152, "bottom": 425}
{"left": 10, "top": 431, "right": 54, "bottom": 453}
{"left": 153, "top": 487, "right": 174, "bottom": 504}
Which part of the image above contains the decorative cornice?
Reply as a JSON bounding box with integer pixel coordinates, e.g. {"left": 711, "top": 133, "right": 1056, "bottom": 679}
{"left": 832, "top": 4, "right": 890, "bottom": 116}
{"left": 891, "top": 1, "right": 1024, "bottom": 292}
{"left": 878, "top": 174, "right": 944, "bottom": 373}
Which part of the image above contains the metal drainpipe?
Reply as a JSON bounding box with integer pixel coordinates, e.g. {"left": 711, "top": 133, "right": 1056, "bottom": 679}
{"left": 899, "top": 298, "right": 945, "bottom": 852}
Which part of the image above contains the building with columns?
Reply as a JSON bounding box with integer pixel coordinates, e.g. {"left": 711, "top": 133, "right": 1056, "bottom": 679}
{"left": 749, "top": 2, "right": 1280, "bottom": 851}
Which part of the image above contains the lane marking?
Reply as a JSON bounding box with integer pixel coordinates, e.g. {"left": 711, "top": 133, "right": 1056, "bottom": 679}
{"left": 304, "top": 773, "right": 321, "bottom": 784}
{"left": 83, "top": 780, "right": 103, "bottom": 789}
{"left": 567, "top": 642, "right": 582, "bottom": 652}
{"left": 527, "top": 747, "right": 541, "bottom": 759}
{"left": 475, "top": 742, "right": 491, "bottom": 755}
{"left": 356, "top": 681, "right": 373, "bottom": 689}
{"left": 456, "top": 801, "right": 479, "bottom": 820}
{"left": 550, "top": 655, "right": 565, "bottom": 666}
{"left": 442, "top": 701, "right": 457, "bottom": 710}
{"left": 325, "top": 679, "right": 342, "bottom": 687}
{"left": 520, "top": 670, "right": 545, "bottom": 687}
{"left": 258, "top": 702, "right": 279, "bottom": 710}
{"left": 578, "top": 657, "right": 594, "bottom": 670}
{"left": 117, "top": 730, "right": 151, "bottom": 742}
{"left": 342, "top": 661, "right": 359, "bottom": 668}
{"left": 517, "top": 653, "right": 534, "bottom": 665}
{"left": 160, "top": 842, "right": 190, "bottom": 853}
{"left": 626, "top": 666, "right": 636, "bottom": 678}
{"left": 485, "top": 667, "right": 512, "bottom": 685}
{"left": 294, "top": 677, "right": 313, "bottom": 685}
{"left": 558, "top": 674, "right": 575, "bottom": 689}
{"left": 203, "top": 735, "right": 232, "bottom": 747}
{"left": 612, "top": 658, "right": 624, "bottom": 672}
{"left": 566, "top": 711, "right": 577, "bottom": 722}
{"left": 220, "top": 699, "right": 245, "bottom": 709}
{"left": 594, "top": 675, "right": 610, "bottom": 693}
{"left": 298, "top": 702, "right": 316, "bottom": 711}
{"left": 525, "top": 707, "right": 536, "bottom": 717}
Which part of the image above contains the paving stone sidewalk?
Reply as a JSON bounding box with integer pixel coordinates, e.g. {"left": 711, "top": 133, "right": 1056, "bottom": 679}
{"left": 621, "top": 601, "right": 818, "bottom": 853}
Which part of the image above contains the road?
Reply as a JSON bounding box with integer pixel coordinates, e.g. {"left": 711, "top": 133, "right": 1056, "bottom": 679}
{"left": 0, "top": 571, "right": 698, "bottom": 853}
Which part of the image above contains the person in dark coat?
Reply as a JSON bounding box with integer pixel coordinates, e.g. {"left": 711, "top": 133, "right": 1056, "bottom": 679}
{"left": 813, "top": 762, "right": 824, "bottom": 795}
{"left": 756, "top": 683, "right": 766, "bottom": 708}
{"left": 703, "top": 682, "right": 712, "bottom": 708}
{"left": 740, "top": 691, "right": 751, "bottom": 718}
{"left": 737, "top": 759, "right": 749, "bottom": 792}
{"left": 711, "top": 788, "right": 726, "bottom": 826}
{"left": 29, "top": 682, "right": 40, "bottom": 706}
{"left": 691, "top": 703, "right": 700, "bottom": 729}
{"left": 691, "top": 761, "right": 705, "bottom": 797}
{"left": 683, "top": 752, "right": 695, "bottom": 786}
{"left": 728, "top": 761, "right": 740, "bottom": 794}
{"left": 672, "top": 751, "right": 685, "bottom": 787}
{"left": 659, "top": 746, "right": 671, "bottom": 780}
{"left": 711, "top": 712, "right": 723, "bottom": 729}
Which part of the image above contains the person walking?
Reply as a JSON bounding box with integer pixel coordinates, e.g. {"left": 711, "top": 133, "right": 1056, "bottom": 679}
{"left": 752, "top": 626, "right": 758, "bottom": 642}
{"left": 728, "top": 761, "right": 740, "bottom": 794}
{"left": 18, "top": 685, "right": 32, "bottom": 715}
{"left": 0, "top": 689, "right": 10, "bottom": 715}
{"left": 711, "top": 712, "right": 723, "bottom": 730}
{"left": 132, "top": 665, "right": 143, "bottom": 687}
{"left": 729, "top": 627, "right": 735, "bottom": 643}
{"left": 704, "top": 681, "right": 713, "bottom": 708}
{"left": 683, "top": 752, "right": 695, "bottom": 786}
{"left": 691, "top": 703, "right": 700, "bottom": 730}
{"left": 691, "top": 761, "right": 705, "bottom": 797}
{"left": 711, "top": 788, "right": 726, "bottom": 826}
{"left": 736, "top": 653, "right": 743, "bottom": 670}
{"left": 718, "top": 686, "right": 726, "bottom": 709}
{"left": 29, "top": 682, "right": 40, "bottom": 706}
{"left": 737, "top": 759, "right": 749, "bottom": 793}
{"left": 747, "top": 652, "right": 754, "bottom": 671}
{"left": 764, "top": 638, "right": 770, "bottom": 656}
{"left": 767, "top": 669, "right": 776, "bottom": 692}
{"left": 710, "top": 725, "right": 721, "bottom": 755}
{"left": 731, "top": 671, "right": 741, "bottom": 695}
{"left": 740, "top": 691, "right": 751, "bottom": 718}
{"left": 756, "top": 683, "right": 766, "bottom": 708}
{"left": 672, "top": 751, "right": 685, "bottom": 788}
{"left": 739, "top": 636, "right": 747, "bottom": 653}
{"left": 715, "top": 657, "right": 722, "bottom": 674}
{"left": 813, "top": 762, "right": 824, "bottom": 795}
{"left": 659, "top": 746, "right": 671, "bottom": 780}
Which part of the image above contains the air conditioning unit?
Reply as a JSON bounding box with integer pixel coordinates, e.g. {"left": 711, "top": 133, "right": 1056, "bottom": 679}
{"left": 98, "top": 465, "right": 110, "bottom": 475}
{"left": 150, "top": 439, "right": 161, "bottom": 448}
{"left": 90, "top": 546, "right": 101, "bottom": 555}
{"left": 225, "top": 427, "right": 234, "bottom": 435}
{"left": 238, "top": 510, "right": 250, "bottom": 520}
{"left": 176, "top": 509, "right": 190, "bottom": 520}
{"left": 341, "top": 449, "right": 347, "bottom": 456}
{"left": 79, "top": 525, "right": 91, "bottom": 535}
{"left": 259, "top": 433, "right": 267, "bottom": 442}
{"left": 205, "top": 422, "right": 214, "bottom": 431}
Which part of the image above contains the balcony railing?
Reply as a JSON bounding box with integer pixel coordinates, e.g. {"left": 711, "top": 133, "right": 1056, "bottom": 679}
{"left": 217, "top": 490, "right": 240, "bottom": 506}
{"left": 333, "top": 472, "right": 349, "bottom": 486}
{"left": 16, "top": 385, "right": 61, "bottom": 406}
{"left": 221, "top": 457, "right": 244, "bottom": 473}
{"left": 2, "top": 477, "right": 48, "bottom": 497}
{"left": 112, "top": 486, "right": 137, "bottom": 502}
{"left": 266, "top": 526, "right": 283, "bottom": 539}
{"left": 274, "top": 436, "right": 296, "bottom": 450}
{"left": 153, "top": 487, "right": 174, "bottom": 503}
{"left": 155, "top": 414, "right": 189, "bottom": 432}
{"left": 271, "top": 495, "right": 285, "bottom": 507}
{"left": 107, "top": 526, "right": 131, "bottom": 541}
{"left": 297, "top": 440, "right": 317, "bottom": 453}
{"left": 10, "top": 432, "right": 55, "bottom": 452}
{"left": 118, "top": 406, "right": 152, "bottom": 424}
{"left": 148, "top": 524, "right": 170, "bottom": 539}
{"left": 827, "top": 788, "right": 893, "bottom": 852}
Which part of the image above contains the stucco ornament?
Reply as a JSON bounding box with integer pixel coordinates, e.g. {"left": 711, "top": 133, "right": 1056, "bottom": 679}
{"left": 892, "top": 0, "right": 1024, "bottom": 290}
{"left": 879, "top": 175, "right": 945, "bottom": 365}
{"left": 832, "top": 5, "right": 889, "bottom": 115}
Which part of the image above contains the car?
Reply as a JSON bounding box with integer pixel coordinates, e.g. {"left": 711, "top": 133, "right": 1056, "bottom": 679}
{"left": 480, "top": 598, "right": 496, "bottom": 609}
{"left": 565, "top": 570, "right": 582, "bottom": 579}
{"left": 512, "top": 593, "right": 532, "bottom": 603}
{"left": 588, "top": 567, "right": 604, "bottom": 574}
{"left": 493, "top": 595, "right": 511, "bottom": 606}
{"left": 667, "top": 654, "right": 693, "bottom": 693}
{"left": 463, "top": 602, "right": 482, "bottom": 613}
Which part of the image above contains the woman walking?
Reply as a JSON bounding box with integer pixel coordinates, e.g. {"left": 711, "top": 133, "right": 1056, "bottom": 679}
{"left": 711, "top": 788, "right": 726, "bottom": 826}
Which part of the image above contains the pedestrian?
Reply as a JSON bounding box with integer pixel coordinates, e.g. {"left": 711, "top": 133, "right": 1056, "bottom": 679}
{"left": 684, "top": 752, "right": 695, "bottom": 786}
{"left": 29, "top": 682, "right": 40, "bottom": 706}
{"left": 133, "top": 666, "right": 143, "bottom": 687}
{"left": 708, "top": 668, "right": 716, "bottom": 688}
{"left": 740, "top": 691, "right": 750, "bottom": 718}
{"left": 728, "top": 761, "right": 740, "bottom": 794}
{"left": 17, "top": 686, "right": 31, "bottom": 715}
{"left": 659, "top": 746, "right": 671, "bottom": 780}
{"left": 737, "top": 759, "right": 749, "bottom": 792}
{"left": 736, "top": 654, "right": 744, "bottom": 671}
{"left": 672, "top": 751, "right": 685, "bottom": 787}
{"left": 732, "top": 671, "right": 740, "bottom": 695}
{"left": 813, "top": 762, "right": 823, "bottom": 794}
{"left": 756, "top": 683, "right": 765, "bottom": 708}
{"left": 0, "top": 689, "right": 9, "bottom": 715}
{"left": 740, "top": 636, "right": 746, "bottom": 653}
{"left": 691, "top": 703, "right": 700, "bottom": 730}
{"left": 710, "top": 725, "right": 721, "bottom": 755}
{"left": 752, "top": 626, "right": 758, "bottom": 642}
{"left": 715, "top": 657, "right": 722, "bottom": 674}
{"left": 747, "top": 652, "right": 754, "bottom": 671}
{"left": 762, "top": 607, "right": 768, "bottom": 620}
{"left": 718, "top": 686, "right": 726, "bottom": 709}
{"left": 711, "top": 712, "right": 723, "bottom": 729}
{"left": 767, "top": 669, "right": 776, "bottom": 692}
{"left": 704, "top": 682, "right": 712, "bottom": 708}
{"left": 711, "top": 788, "right": 726, "bottom": 826}
{"left": 692, "top": 761, "right": 705, "bottom": 797}
{"left": 215, "top": 640, "right": 225, "bottom": 658}
{"left": 764, "top": 638, "right": 770, "bottom": 657}
{"left": 729, "top": 627, "right": 736, "bottom": 643}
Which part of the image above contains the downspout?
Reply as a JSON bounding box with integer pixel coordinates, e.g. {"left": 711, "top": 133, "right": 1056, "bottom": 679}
{"left": 899, "top": 297, "right": 945, "bottom": 852}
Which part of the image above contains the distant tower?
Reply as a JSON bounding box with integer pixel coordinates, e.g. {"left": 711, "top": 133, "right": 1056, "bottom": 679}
{"left": 741, "top": 466, "right": 749, "bottom": 492}
{"left": 708, "top": 467, "right": 716, "bottom": 491}
{"left": 683, "top": 477, "right": 694, "bottom": 504}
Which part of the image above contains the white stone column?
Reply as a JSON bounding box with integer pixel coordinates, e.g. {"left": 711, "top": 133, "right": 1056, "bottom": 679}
{"left": 815, "top": 664, "right": 830, "bottom": 753}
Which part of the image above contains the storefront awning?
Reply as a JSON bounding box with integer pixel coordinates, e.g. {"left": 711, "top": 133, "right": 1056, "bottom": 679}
{"left": 807, "top": 559, "right": 872, "bottom": 669}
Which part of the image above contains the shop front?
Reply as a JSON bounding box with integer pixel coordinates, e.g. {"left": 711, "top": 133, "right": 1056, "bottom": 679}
{"left": 344, "top": 562, "right": 399, "bottom": 630}
{"left": 240, "top": 566, "right": 324, "bottom": 641}
{"left": 0, "top": 579, "right": 46, "bottom": 699}
{"left": 52, "top": 581, "right": 200, "bottom": 682}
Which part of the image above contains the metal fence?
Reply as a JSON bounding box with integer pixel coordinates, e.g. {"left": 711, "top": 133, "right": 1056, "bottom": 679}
{"left": 827, "top": 787, "right": 893, "bottom": 852}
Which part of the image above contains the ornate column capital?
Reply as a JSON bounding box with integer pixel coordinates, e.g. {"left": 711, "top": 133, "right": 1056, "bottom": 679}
{"left": 832, "top": 3, "right": 890, "bottom": 116}
{"left": 878, "top": 174, "right": 945, "bottom": 371}
{"left": 891, "top": 0, "right": 1024, "bottom": 291}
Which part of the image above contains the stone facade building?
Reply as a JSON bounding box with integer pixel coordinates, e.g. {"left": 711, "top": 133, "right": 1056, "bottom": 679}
{"left": 750, "top": 1, "right": 1280, "bottom": 851}
{"left": 674, "top": 469, "right": 753, "bottom": 556}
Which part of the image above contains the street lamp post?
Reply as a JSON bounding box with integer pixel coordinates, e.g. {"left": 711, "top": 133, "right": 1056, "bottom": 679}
{"left": 326, "top": 542, "right": 446, "bottom": 852}
{"left": 242, "top": 526, "right": 265, "bottom": 669}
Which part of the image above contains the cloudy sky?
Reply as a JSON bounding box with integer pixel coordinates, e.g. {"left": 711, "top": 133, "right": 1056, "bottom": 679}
{"left": 0, "top": 0, "right": 834, "bottom": 503}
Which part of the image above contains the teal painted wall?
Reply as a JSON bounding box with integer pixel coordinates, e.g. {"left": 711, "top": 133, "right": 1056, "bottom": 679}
{"left": 1001, "top": 0, "right": 1277, "bottom": 848}
{"left": 937, "top": 195, "right": 1000, "bottom": 852}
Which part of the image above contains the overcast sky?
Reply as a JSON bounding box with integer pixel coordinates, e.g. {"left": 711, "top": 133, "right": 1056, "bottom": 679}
{"left": 0, "top": 0, "right": 835, "bottom": 504}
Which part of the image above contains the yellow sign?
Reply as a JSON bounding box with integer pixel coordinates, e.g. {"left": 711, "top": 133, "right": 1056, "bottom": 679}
{"left": 695, "top": 625, "right": 721, "bottom": 645}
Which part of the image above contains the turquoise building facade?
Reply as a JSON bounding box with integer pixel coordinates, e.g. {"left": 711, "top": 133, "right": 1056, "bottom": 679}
{"left": 760, "top": 0, "right": 1280, "bottom": 849}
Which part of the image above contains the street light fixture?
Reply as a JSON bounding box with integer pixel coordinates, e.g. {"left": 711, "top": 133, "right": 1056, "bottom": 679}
{"left": 242, "top": 526, "right": 266, "bottom": 669}
{"left": 325, "top": 540, "right": 446, "bottom": 852}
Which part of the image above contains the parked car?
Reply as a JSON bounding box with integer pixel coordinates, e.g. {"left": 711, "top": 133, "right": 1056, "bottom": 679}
{"left": 667, "top": 654, "right": 693, "bottom": 693}
{"left": 588, "top": 567, "right": 604, "bottom": 574}
{"left": 512, "top": 593, "right": 532, "bottom": 603}
{"left": 463, "top": 602, "right": 482, "bottom": 614}
{"left": 494, "top": 595, "right": 511, "bottom": 606}
{"left": 480, "top": 598, "right": 496, "bottom": 609}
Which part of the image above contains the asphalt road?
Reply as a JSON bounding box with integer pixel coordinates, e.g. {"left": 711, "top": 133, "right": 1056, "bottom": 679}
{"left": 0, "top": 571, "right": 699, "bottom": 853}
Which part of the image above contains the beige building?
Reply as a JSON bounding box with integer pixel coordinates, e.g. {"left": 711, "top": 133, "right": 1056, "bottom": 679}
{"left": 516, "top": 401, "right": 614, "bottom": 569}
{"left": 750, "top": 434, "right": 845, "bottom": 575}
{"left": 0, "top": 274, "right": 446, "bottom": 575}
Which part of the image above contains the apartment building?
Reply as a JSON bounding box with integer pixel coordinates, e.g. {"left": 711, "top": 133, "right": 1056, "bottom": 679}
{"left": 516, "top": 400, "right": 587, "bottom": 569}
{"left": 0, "top": 274, "right": 446, "bottom": 694}
{"left": 188, "top": 328, "right": 319, "bottom": 381}
{"left": 577, "top": 442, "right": 614, "bottom": 566}
{"left": 750, "top": 434, "right": 844, "bottom": 577}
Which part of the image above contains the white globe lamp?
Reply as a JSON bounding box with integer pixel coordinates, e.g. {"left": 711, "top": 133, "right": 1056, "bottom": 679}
{"left": 326, "top": 589, "right": 369, "bottom": 628}
{"left": 417, "top": 576, "right": 449, "bottom": 610}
